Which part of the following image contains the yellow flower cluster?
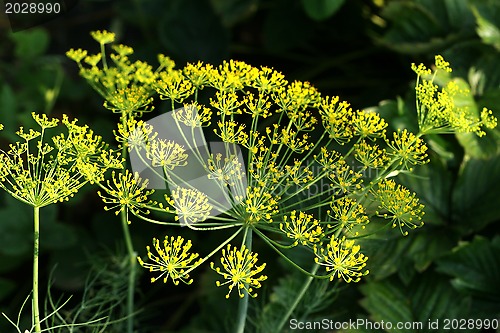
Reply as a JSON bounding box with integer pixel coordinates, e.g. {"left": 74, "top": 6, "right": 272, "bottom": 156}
{"left": 137, "top": 235, "right": 201, "bottom": 285}
{"left": 372, "top": 179, "right": 425, "bottom": 236}
{"left": 0, "top": 113, "right": 121, "bottom": 208}
{"left": 67, "top": 34, "right": 498, "bottom": 296}
{"left": 210, "top": 244, "right": 267, "bottom": 298}
{"left": 412, "top": 55, "right": 497, "bottom": 136}
{"left": 314, "top": 236, "right": 369, "bottom": 283}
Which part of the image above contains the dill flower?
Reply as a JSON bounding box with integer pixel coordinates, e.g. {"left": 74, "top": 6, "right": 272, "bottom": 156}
{"left": 280, "top": 210, "right": 324, "bottom": 246}
{"left": 90, "top": 30, "right": 115, "bottom": 44}
{"left": 238, "top": 186, "right": 280, "bottom": 224}
{"left": 251, "top": 66, "right": 287, "bottom": 93}
{"left": 326, "top": 158, "right": 363, "bottom": 194}
{"left": 314, "top": 236, "right": 369, "bottom": 283}
{"left": 351, "top": 110, "right": 387, "bottom": 139}
{"left": 165, "top": 187, "right": 212, "bottom": 225}
{"left": 328, "top": 197, "right": 369, "bottom": 235}
{"left": 354, "top": 140, "right": 390, "bottom": 169}
{"left": 207, "top": 153, "right": 244, "bottom": 186}
{"left": 138, "top": 236, "right": 201, "bottom": 285}
{"left": 173, "top": 102, "right": 212, "bottom": 128}
{"left": 214, "top": 121, "right": 249, "bottom": 146}
{"left": 115, "top": 118, "right": 157, "bottom": 152}
{"left": 0, "top": 113, "right": 120, "bottom": 208}
{"left": 103, "top": 86, "right": 154, "bottom": 116}
{"left": 66, "top": 48, "right": 88, "bottom": 64}
{"left": 155, "top": 70, "right": 194, "bottom": 104}
{"left": 146, "top": 139, "right": 188, "bottom": 170}
{"left": 387, "top": 129, "right": 429, "bottom": 171}
{"left": 183, "top": 61, "right": 213, "bottom": 89}
{"left": 98, "top": 170, "right": 155, "bottom": 218}
{"left": 210, "top": 244, "right": 267, "bottom": 298}
{"left": 371, "top": 179, "right": 424, "bottom": 236}
{"left": 413, "top": 55, "right": 498, "bottom": 136}
{"left": 210, "top": 91, "right": 243, "bottom": 116}
{"left": 319, "top": 96, "right": 354, "bottom": 144}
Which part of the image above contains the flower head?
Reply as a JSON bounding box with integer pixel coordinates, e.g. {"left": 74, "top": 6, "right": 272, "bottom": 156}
{"left": 165, "top": 188, "right": 212, "bottom": 225}
{"left": 314, "top": 236, "right": 369, "bottom": 283}
{"left": 280, "top": 210, "right": 324, "bottom": 246}
{"left": 387, "top": 129, "right": 429, "bottom": 171}
{"left": 98, "top": 170, "right": 155, "bottom": 219}
{"left": 138, "top": 236, "right": 201, "bottom": 285}
{"left": 90, "top": 30, "right": 115, "bottom": 44}
{"left": 146, "top": 139, "right": 188, "bottom": 170}
{"left": 210, "top": 244, "right": 267, "bottom": 298}
{"left": 328, "top": 197, "right": 369, "bottom": 236}
{"left": 371, "top": 179, "right": 424, "bottom": 236}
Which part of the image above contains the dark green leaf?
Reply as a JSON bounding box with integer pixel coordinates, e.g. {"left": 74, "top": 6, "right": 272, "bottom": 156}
{"left": 9, "top": 28, "right": 49, "bottom": 60}
{"left": 436, "top": 236, "right": 500, "bottom": 301}
{"left": 452, "top": 155, "right": 500, "bottom": 231}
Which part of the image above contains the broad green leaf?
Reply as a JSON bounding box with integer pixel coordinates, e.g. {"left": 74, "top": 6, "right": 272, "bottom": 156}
{"left": 9, "top": 28, "right": 49, "bottom": 60}
{"left": 301, "top": 0, "right": 346, "bottom": 21}
{"left": 360, "top": 273, "right": 475, "bottom": 333}
{"left": 436, "top": 236, "right": 500, "bottom": 301}
{"left": 470, "top": 1, "right": 500, "bottom": 51}
{"left": 377, "top": 0, "right": 475, "bottom": 54}
{"left": 452, "top": 155, "right": 500, "bottom": 231}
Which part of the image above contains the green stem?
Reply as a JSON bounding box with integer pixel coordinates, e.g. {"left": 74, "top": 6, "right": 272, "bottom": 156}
{"left": 235, "top": 228, "right": 252, "bottom": 333}
{"left": 121, "top": 209, "right": 136, "bottom": 333}
{"left": 33, "top": 206, "right": 41, "bottom": 333}
{"left": 275, "top": 263, "right": 320, "bottom": 332}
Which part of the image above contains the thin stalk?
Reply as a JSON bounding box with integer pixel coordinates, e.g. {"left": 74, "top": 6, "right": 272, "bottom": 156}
{"left": 33, "top": 206, "right": 41, "bottom": 333}
{"left": 235, "top": 228, "right": 252, "bottom": 333}
{"left": 121, "top": 209, "right": 136, "bottom": 333}
{"left": 120, "top": 113, "right": 136, "bottom": 333}
{"left": 275, "top": 263, "right": 320, "bottom": 332}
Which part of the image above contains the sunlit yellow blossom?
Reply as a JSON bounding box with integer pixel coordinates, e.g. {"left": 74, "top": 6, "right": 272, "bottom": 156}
{"left": 183, "top": 61, "right": 212, "bottom": 89}
{"left": 0, "top": 113, "right": 119, "bottom": 208}
{"left": 66, "top": 48, "right": 88, "bottom": 63}
{"left": 280, "top": 210, "right": 323, "bottom": 246}
{"left": 98, "top": 170, "right": 155, "bottom": 219}
{"left": 165, "top": 188, "right": 212, "bottom": 225}
{"left": 84, "top": 54, "right": 102, "bottom": 67}
{"left": 214, "top": 121, "right": 248, "bottom": 146}
{"left": 138, "top": 236, "right": 201, "bottom": 285}
{"left": 327, "top": 159, "right": 363, "bottom": 194}
{"left": 103, "top": 86, "right": 154, "bottom": 116}
{"left": 207, "top": 153, "right": 244, "bottom": 186}
{"left": 112, "top": 44, "right": 134, "bottom": 57}
{"left": 315, "top": 236, "right": 368, "bottom": 283}
{"left": 354, "top": 140, "right": 389, "bottom": 169}
{"left": 210, "top": 91, "right": 243, "bottom": 116}
{"left": 210, "top": 244, "right": 267, "bottom": 298}
{"left": 328, "top": 197, "right": 369, "bottom": 235}
{"left": 90, "top": 30, "right": 115, "bottom": 44}
{"left": 387, "top": 129, "right": 429, "bottom": 171}
{"left": 115, "top": 118, "right": 157, "bottom": 152}
{"left": 237, "top": 186, "right": 279, "bottom": 224}
{"left": 434, "top": 55, "right": 452, "bottom": 73}
{"left": 252, "top": 66, "right": 287, "bottom": 93}
{"left": 352, "top": 110, "right": 387, "bottom": 139}
{"left": 243, "top": 93, "right": 272, "bottom": 118}
{"left": 173, "top": 102, "right": 212, "bottom": 128}
{"left": 146, "top": 139, "right": 188, "bottom": 170}
{"left": 372, "top": 179, "right": 424, "bottom": 236}
{"left": 319, "top": 96, "right": 354, "bottom": 144}
{"left": 155, "top": 70, "right": 194, "bottom": 105}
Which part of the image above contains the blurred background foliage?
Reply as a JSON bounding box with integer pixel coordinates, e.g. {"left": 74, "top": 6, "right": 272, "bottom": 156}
{"left": 1, "top": 0, "right": 500, "bottom": 332}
